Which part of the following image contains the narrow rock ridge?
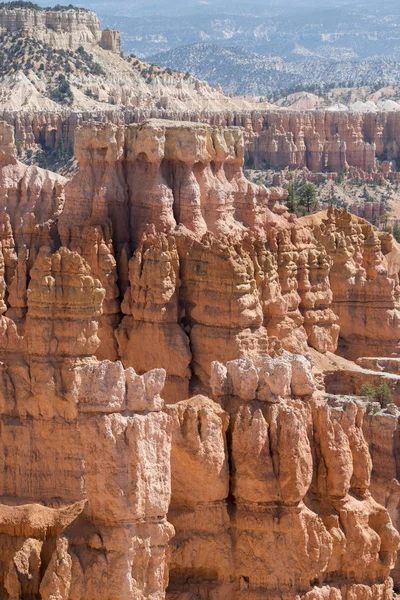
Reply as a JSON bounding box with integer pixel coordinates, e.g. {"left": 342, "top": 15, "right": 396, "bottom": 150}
{"left": 0, "top": 118, "right": 400, "bottom": 598}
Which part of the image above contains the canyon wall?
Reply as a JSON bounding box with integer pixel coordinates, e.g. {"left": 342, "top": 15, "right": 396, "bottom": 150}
{"left": 166, "top": 362, "right": 400, "bottom": 600}
{"left": 3, "top": 109, "right": 400, "bottom": 172}
{"left": 0, "top": 118, "right": 400, "bottom": 598}
{"left": 59, "top": 118, "right": 344, "bottom": 400}
{"left": 301, "top": 208, "right": 400, "bottom": 360}
{"left": 247, "top": 111, "right": 388, "bottom": 171}
{"left": 0, "top": 6, "right": 120, "bottom": 53}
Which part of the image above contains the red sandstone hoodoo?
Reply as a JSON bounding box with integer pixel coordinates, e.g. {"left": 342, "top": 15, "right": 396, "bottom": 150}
{"left": 0, "top": 119, "right": 400, "bottom": 599}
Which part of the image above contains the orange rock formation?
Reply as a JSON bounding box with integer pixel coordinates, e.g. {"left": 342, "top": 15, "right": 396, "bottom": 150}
{"left": 5, "top": 109, "right": 400, "bottom": 173}
{"left": 301, "top": 209, "right": 400, "bottom": 360}
{"left": 0, "top": 118, "right": 400, "bottom": 599}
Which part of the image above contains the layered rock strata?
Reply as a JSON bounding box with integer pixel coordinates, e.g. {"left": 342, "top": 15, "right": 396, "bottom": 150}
{"left": 0, "top": 243, "right": 174, "bottom": 599}
{"left": 5, "top": 109, "right": 400, "bottom": 173}
{"left": 99, "top": 28, "right": 121, "bottom": 54}
{"left": 2, "top": 118, "right": 400, "bottom": 390}
{"left": 0, "top": 6, "right": 120, "bottom": 53}
{"left": 165, "top": 357, "right": 400, "bottom": 599}
{"left": 363, "top": 397, "right": 400, "bottom": 584}
{"left": 249, "top": 111, "right": 379, "bottom": 171}
{"left": 0, "top": 118, "right": 399, "bottom": 598}
{"left": 302, "top": 208, "right": 400, "bottom": 360}
{"left": 320, "top": 356, "right": 400, "bottom": 585}
{"left": 59, "top": 119, "right": 343, "bottom": 399}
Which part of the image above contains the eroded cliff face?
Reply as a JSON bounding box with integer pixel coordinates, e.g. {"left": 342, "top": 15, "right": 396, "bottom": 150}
{"left": 59, "top": 119, "right": 344, "bottom": 400}
{"left": 301, "top": 209, "right": 400, "bottom": 360}
{"left": 207, "top": 110, "right": 400, "bottom": 173}
{"left": 0, "top": 7, "right": 120, "bottom": 53}
{"left": 4, "top": 109, "right": 400, "bottom": 174}
{"left": 166, "top": 361, "right": 400, "bottom": 600}
{"left": 0, "top": 247, "right": 173, "bottom": 599}
{"left": 0, "top": 118, "right": 400, "bottom": 599}
{"left": 249, "top": 111, "right": 379, "bottom": 172}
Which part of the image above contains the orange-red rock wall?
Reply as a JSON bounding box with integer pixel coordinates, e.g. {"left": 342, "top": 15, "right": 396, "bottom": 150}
{"left": 4, "top": 109, "right": 400, "bottom": 173}
{"left": 0, "top": 119, "right": 399, "bottom": 599}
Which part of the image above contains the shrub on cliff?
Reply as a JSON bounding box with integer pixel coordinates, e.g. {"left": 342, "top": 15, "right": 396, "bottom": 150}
{"left": 0, "top": 30, "right": 104, "bottom": 79}
{"left": 49, "top": 73, "right": 73, "bottom": 106}
{"left": 0, "top": 1, "right": 42, "bottom": 8}
{"left": 393, "top": 222, "right": 400, "bottom": 243}
{"left": 286, "top": 182, "right": 297, "bottom": 213}
{"left": 360, "top": 382, "right": 393, "bottom": 408}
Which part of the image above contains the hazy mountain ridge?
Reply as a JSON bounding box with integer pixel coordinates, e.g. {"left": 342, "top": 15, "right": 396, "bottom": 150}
{"left": 149, "top": 43, "right": 400, "bottom": 97}
{"left": 81, "top": 0, "right": 400, "bottom": 97}
{"left": 95, "top": 0, "right": 400, "bottom": 61}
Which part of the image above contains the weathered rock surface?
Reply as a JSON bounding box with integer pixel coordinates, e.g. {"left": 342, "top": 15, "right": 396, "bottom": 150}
{"left": 5, "top": 108, "right": 400, "bottom": 173}
{"left": 249, "top": 110, "right": 378, "bottom": 171}
{"left": 0, "top": 231, "right": 174, "bottom": 599}
{"left": 361, "top": 401, "right": 400, "bottom": 583}
{"left": 0, "top": 6, "right": 120, "bottom": 53}
{"left": 2, "top": 115, "right": 400, "bottom": 382}
{"left": 301, "top": 207, "right": 400, "bottom": 360}
{"left": 0, "top": 117, "right": 400, "bottom": 599}
{"left": 99, "top": 28, "right": 121, "bottom": 54}
{"left": 165, "top": 359, "right": 399, "bottom": 599}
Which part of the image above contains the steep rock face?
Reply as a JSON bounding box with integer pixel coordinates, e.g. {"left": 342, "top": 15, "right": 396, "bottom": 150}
{"left": 5, "top": 117, "right": 400, "bottom": 389}
{"left": 0, "top": 5, "right": 121, "bottom": 62}
{"left": 0, "top": 121, "right": 174, "bottom": 599}
{"left": 0, "top": 118, "right": 400, "bottom": 598}
{"left": 3, "top": 117, "right": 400, "bottom": 370}
{"left": 0, "top": 7, "right": 106, "bottom": 52}
{"left": 0, "top": 240, "right": 173, "bottom": 600}
{"left": 5, "top": 109, "right": 400, "bottom": 172}
{"left": 0, "top": 121, "right": 67, "bottom": 328}
{"left": 363, "top": 403, "right": 400, "bottom": 583}
{"left": 61, "top": 120, "right": 340, "bottom": 399}
{"left": 100, "top": 28, "right": 121, "bottom": 54}
{"left": 0, "top": 125, "right": 66, "bottom": 245}
{"left": 250, "top": 111, "right": 377, "bottom": 171}
{"left": 165, "top": 358, "right": 399, "bottom": 599}
{"left": 302, "top": 208, "right": 400, "bottom": 360}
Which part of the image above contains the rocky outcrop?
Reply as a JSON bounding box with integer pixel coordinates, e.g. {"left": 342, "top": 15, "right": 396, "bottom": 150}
{"left": 59, "top": 120, "right": 341, "bottom": 398}
{"left": 302, "top": 208, "right": 400, "bottom": 360}
{"left": 363, "top": 400, "right": 400, "bottom": 584}
{"left": 0, "top": 6, "right": 111, "bottom": 52}
{"left": 1, "top": 118, "right": 400, "bottom": 598}
{"left": 100, "top": 28, "right": 121, "bottom": 54}
{"left": 4, "top": 117, "right": 400, "bottom": 385}
{"left": 0, "top": 177, "right": 174, "bottom": 598}
{"left": 351, "top": 199, "right": 387, "bottom": 223}
{"left": 166, "top": 358, "right": 399, "bottom": 599}
{"left": 249, "top": 111, "right": 378, "bottom": 171}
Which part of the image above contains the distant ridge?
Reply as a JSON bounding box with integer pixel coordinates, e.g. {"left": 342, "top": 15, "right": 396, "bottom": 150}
{"left": 150, "top": 42, "right": 400, "bottom": 97}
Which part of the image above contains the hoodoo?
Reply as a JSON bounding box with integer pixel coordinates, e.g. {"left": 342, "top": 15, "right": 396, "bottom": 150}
{"left": 0, "top": 117, "right": 399, "bottom": 598}
{"left": 1, "top": 1, "right": 400, "bottom": 598}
